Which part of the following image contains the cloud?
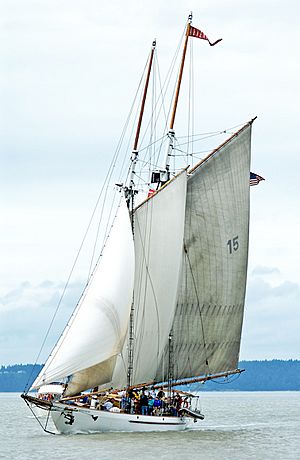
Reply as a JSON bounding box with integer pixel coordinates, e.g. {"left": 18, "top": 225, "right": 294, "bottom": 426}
{"left": 0, "top": 279, "right": 84, "bottom": 364}
{"left": 241, "top": 267, "right": 300, "bottom": 360}
{"left": 2, "top": 267, "right": 299, "bottom": 366}
{"left": 251, "top": 266, "right": 280, "bottom": 276}
{"left": 1, "top": 280, "right": 58, "bottom": 313}
{"left": 1, "top": 0, "right": 300, "bottom": 365}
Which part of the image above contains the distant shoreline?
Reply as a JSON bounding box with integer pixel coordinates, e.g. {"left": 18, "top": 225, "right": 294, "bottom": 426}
{"left": 1, "top": 360, "right": 300, "bottom": 392}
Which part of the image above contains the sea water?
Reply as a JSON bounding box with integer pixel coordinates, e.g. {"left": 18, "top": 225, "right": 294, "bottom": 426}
{"left": 1, "top": 392, "right": 299, "bottom": 459}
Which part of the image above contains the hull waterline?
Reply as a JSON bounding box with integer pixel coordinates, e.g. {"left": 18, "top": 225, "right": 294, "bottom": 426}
{"left": 50, "top": 403, "right": 198, "bottom": 434}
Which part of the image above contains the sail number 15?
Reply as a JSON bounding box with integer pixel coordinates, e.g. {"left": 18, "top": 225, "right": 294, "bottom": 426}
{"left": 227, "top": 236, "right": 239, "bottom": 254}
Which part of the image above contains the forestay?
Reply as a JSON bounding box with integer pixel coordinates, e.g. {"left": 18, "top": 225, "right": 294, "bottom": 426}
{"left": 31, "top": 198, "right": 135, "bottom": 395}
{"left": 156, "top": 123, "right": 252, "bottom": 382}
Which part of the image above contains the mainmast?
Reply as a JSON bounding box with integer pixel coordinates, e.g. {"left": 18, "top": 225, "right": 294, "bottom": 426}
{"left": 126, "top": 39, "right": 156, "bottom": 390}
{"left": 165, "top": 13, "right": 192, "bottom": 174}
{"left": 169, "top": 14, "right": 192, "bottom": 129}
{"left": 151, "top": 13, "right": 192, "bottom": 186}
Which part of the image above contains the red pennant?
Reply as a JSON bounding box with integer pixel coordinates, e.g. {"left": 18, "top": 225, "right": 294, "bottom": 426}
{"left": 189, "top": 26, "right": 222, "bottom": 46}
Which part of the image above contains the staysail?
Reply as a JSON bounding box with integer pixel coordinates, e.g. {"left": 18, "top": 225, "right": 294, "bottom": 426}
{"left": 156, "top": 122, "right": 252, "bottom": 383}
{"left": 110, "top": 170, "right": 187, "bottom": 389}
{"left": 31, "top": 197, "right": 135, "bottom": 395}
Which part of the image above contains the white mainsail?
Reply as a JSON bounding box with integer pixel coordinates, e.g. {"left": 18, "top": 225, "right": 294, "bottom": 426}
{"left": 109, "top": 170, "right": 187, "bottom": 389}
{"left": 31, "top": 197, "right": 135, "bottom": 395}
{"left": 156, "top": 122, "right": 252, "bottom": 382}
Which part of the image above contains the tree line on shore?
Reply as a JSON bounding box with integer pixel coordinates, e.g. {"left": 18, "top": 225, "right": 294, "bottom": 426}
{"left": 197, "top": 360, "right": 300, "bottom": 392}
{"left": 0, "top": 360, "right": 299, "bottom": 392}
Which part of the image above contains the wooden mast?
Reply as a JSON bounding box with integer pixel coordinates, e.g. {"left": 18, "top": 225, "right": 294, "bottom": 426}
{"left": 133, "top": 40, "right": 156, "bottom": 152}
{"left": 163, "top": 13, "right": 192, "bottom": 176}
{"left": 128, "top": 40, "right": 156, "bottom": 194}
{"left": 127, "top": 39, "right": 156, "bottom": 392}
{"left": 170, "top": 16, "right": 192, "bottom": 130}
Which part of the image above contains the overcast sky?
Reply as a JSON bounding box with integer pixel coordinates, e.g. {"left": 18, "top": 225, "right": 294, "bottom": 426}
{"left": 1, "top": 0, "right": 299, "bottom": 365}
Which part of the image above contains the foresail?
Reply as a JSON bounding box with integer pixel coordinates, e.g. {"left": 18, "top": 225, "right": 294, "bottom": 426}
{"left": 110, "top": 171, "right": 187, "bottom": 389}
{"left": 156, "top": 123, "right": 252, "bottom": 382}
{"left": 31, "top": 198, "right": 135, "bottom": 395}
{"left": 63, "top": 357, "right": 117, "bottom": 396}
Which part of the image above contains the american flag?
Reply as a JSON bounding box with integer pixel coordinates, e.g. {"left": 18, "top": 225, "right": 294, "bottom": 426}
{"left": 250, "top": 172, "right": 265, "bottom": 186}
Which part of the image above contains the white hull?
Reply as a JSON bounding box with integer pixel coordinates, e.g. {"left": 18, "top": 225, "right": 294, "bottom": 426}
{"left": 50, "top": 403, "right": 198, "bottom": 434}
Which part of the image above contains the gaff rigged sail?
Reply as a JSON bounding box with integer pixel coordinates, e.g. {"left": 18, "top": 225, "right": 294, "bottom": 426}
{"left": 156, "top": 122, "right": 252, "bottom": 382}
{"left": 109, "top": 170, "right": 187, "bottom": 389}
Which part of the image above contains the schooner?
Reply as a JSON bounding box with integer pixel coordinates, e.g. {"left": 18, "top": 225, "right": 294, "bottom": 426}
{"left": 22, "top": 14, "right": 262, "bottom": 434}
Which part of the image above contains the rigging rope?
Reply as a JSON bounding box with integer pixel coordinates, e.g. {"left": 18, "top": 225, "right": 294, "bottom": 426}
{"left": 24, "top": 51, "right": 152, "bottom": 394}
{"left": 22, "top": 397, "right": 56, "bottom": 435}
{"left": 209, "top": 372, "right": 242, "bottom": 384}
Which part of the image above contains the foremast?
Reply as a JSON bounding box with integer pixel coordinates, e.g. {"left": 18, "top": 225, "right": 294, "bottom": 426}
{"left": 125, "top": 39, "right": 156, "bottom": 390}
